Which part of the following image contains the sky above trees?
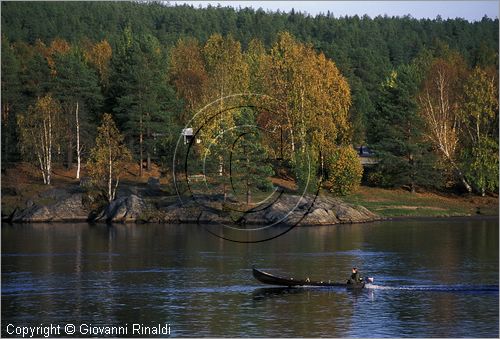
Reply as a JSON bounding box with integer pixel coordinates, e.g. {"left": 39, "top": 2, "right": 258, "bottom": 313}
{"left": 172, "top": 1, "right": 499, "bottom": 21}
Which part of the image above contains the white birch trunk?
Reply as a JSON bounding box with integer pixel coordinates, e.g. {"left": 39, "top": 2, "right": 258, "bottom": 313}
{"left": 75, "top": 101, "right": 81, "bottom": 179}
{"left": 47, "top": 111, "right": 52, "bottom": 185}
{"left": 108, "top": 144, "right": 113, "bottom": 202}
{"left": 139, "top": 114, "right": 143, "bottom": 177}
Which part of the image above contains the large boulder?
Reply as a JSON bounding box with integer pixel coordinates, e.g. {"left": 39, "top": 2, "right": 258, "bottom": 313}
{"left": 246, "top": 194, "right": 377, "bottom": 225}
{"left": 102, "top": 194, "right": 147, "bottom": 223}
{"left": 39, "top": 188, "right": 71, "bottom": 200}
{"left": 157, "top": 194, "right": 380, "bottom": 225}
{"left": 12, "top": 193, "right": 89, "bottom": 222}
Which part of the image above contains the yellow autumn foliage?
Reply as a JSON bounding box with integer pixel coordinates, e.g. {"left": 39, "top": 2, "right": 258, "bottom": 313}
{"left": 323, "top": 146, "right": 363, "bottom": 195}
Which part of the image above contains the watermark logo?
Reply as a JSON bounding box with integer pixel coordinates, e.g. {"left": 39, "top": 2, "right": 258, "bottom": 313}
{"left": 172, "top": 93, "right": 322, "bottom": 243}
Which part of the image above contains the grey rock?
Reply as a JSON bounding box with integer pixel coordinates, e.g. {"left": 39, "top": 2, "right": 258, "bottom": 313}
{"left": 39, "top": 188, "right": 70, "bottom": 200}
{"left": 79, "top": 176, "right": 92, "bottom": 188}
{"left": 13, "top": 193, "right": 88, "bottom": 222}
{"left": 12, "top": 204, "right": 41, "bottom": 222}
{"left": 303, "top": 208, "right": 340, "bottom": 225}
{"left": 158, "top": 194, "right": 380, "bottom": 226}
{"left": 10, "top": 188, "right": 380, "bottom": 225}
{"left": 49, "top": 194, "right": 89, "bottom": 221}
{"left": 147, "top": 177, "right": 160, "bottom": 188}
{"left": 104, "top": 194, "right": 147, "bottom": 223}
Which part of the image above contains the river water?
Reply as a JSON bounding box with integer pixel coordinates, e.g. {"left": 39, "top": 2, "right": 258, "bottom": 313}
{"left": 2, "top": 218, "right": 498, "bottom": 337}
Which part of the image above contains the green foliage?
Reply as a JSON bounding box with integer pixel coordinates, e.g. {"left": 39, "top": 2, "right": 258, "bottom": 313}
{"left": 461, "top": 137, "right": 499, "bottom": 195}
{"left": 53, "top": 48, "right": 102, "bottom": 120}
{"left": 110, "top": 27, "right": 182, "bottom": 174}
{"left": 294, "top": 149, "right": 320, "bottom": 194}
{"left": 1, "top": 36, "right": 22, "bottom": 167}
{"left": 87, "top": 113, "right": 132, "bottom": 201}
{"left": 17, "top": 95, "right": 64, "bottom": 184}
{"left": 458, "top": 67, "right": 499, "bottom": 194}
{"left": 323, "top": 147, "right": 363, "bottom": 196}
{"left": 1, "top": 2, "right": 498, "bottom": 196}
{"left": 368, "top": 63, "right": 442, "bottom": 191}
{"left": 52, "top": 47, "right": 102, "bottom": 166}
{"left": 230, "top": 109, "right": 274, "bottom": 203}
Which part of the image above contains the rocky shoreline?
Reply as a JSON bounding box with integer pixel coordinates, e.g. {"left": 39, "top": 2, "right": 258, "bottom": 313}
{"left": 3, "top": 185, "right": 381, "bottom": 225}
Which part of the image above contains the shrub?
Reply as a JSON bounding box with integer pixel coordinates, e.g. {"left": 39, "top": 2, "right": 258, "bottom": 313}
{"left": 324, "top": 146, "right": 363, "bottom": 195}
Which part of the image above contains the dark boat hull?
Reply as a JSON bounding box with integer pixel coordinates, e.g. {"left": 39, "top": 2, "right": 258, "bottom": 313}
{"left": 252, "top": 268, "right": 365, "bottom": 289}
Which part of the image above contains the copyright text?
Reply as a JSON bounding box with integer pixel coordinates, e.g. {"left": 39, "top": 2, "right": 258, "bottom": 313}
{"left": 5, "top": 323, "right": 172, "bottom": 337}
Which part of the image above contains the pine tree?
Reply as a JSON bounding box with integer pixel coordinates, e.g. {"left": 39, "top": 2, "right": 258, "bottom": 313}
{"left": 369, "top": 64, "right": 441, "bottom": 191}
{"left": 230, "top": 108, "right": 274, "bottom": 205}
{"left": 52, "top": 47, "right": 102, "bottom": 175}
{"left": 1, "top": 37, "right": 22, "bottom": 168}
{"left": 111, "top": 28, "right": 180, "bottom": 176}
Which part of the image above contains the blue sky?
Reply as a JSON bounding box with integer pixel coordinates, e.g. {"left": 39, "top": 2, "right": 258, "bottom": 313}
{"left": 171, "top": 1, "right": 499, "bottom": 21}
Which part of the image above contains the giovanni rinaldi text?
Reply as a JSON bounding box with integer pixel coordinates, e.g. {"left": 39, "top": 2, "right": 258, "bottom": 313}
{"left": 6, "top": 323, "right": 172, "bottom": 337}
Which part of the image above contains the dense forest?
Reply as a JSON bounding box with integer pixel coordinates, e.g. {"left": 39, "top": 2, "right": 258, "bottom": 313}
{"left": 1, "top": 1, "right": 498, "bottom": 198}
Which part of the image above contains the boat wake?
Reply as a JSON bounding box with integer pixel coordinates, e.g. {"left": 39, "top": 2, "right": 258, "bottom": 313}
{"left": 366, "top": 284, "right": 499, "bottom": 292}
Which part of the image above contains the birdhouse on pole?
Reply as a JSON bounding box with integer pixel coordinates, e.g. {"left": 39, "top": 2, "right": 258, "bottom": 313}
{"left": 181, "top": 128, "right": 194, "bottom": 145}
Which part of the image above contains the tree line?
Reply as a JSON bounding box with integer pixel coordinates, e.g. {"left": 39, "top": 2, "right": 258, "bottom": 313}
{"left": 1, "top": 2, "right": 498, "bottom": 198}
{"left": 368, "top": 46, "right": 498, "bottom": 195}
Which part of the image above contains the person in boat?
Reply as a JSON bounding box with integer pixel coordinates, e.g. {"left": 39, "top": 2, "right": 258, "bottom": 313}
{"left": 348, "top": 267, "right": 362, "bottom": 284}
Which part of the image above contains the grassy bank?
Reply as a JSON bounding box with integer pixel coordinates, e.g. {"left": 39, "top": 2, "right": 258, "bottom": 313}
{"left": 340, "top": 186, "right": 498, "bottom": 217}
{"left": 2, "top": 163, "right": 498, "bottom": 219}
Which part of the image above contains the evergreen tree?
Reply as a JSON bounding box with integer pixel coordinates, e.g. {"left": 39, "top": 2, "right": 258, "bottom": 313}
{"left": 18, "top": 44, "right": 52, "bottom": 103}
{"left": 368, "top": 64, "right": 441, "bottom": 191}
{"left": 230, "top": 108, "right": 274, "bottom": 205}
{"left": 1, "top": 37, "right": 22, "bottom": 168}
{"left": 52, "top": 47, "right": 102, "bottom": 172}
{"left": 110, "top": 27, "right": 180, "bottom": 176}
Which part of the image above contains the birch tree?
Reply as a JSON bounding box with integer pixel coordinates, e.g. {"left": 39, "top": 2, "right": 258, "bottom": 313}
{"left": 200, "top": 34, "right": 249, "bottom": 200}
{"left": 263, "top": 32, "right": 351, "bottom": 159}
{"left": 459, "top": 66, "right": 499, "bottom": 195}
{"left": 169, "top": 37, "right": 208, "bottom": 123}
{"left": 75, "top": 101, "right": 82, "bottom": 179}
{"left": 83, "top": 39, "right": 112, "bottom": 87}
{"left": 17, "top": 95, "right": 63, "bottom": 185}
{"left": 417, "top": 55, "right": 472, "bottom": 192}
{"left": 87, "top": 113, "right": 131, "bottom": 202}
{"left": 262, "top": 33, "right": 352, "bottom": 189}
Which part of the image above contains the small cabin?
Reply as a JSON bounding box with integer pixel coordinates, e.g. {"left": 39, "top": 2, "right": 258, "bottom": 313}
{"left": 358, "top": 145, "right": 375, "bottom": 157}
{"left": 355, "top": 145, "right": 378, "bottom": 166}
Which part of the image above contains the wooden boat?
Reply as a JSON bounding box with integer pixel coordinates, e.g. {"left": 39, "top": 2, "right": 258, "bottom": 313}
{"left": 252, "top": 267, "right": 367, "bottom": 289}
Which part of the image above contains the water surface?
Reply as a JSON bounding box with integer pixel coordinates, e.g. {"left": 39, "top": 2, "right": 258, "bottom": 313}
{"left": 2, "top": 218, "right": 498, "bottom": 337}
